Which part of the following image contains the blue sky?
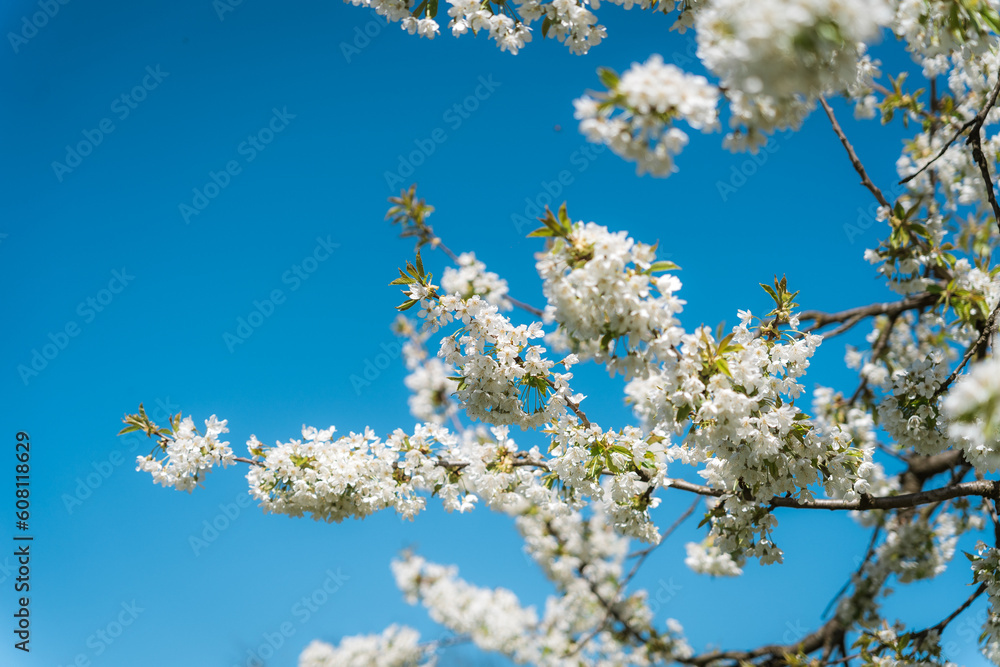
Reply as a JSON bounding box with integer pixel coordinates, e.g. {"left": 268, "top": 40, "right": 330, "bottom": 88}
{"left": 0, "top": 1, "right": 991, "bottom": 665}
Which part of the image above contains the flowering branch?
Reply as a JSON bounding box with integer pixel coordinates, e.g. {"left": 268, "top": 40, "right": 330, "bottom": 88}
{"left": 664, "top": 477, "right": 1000, "bottom": 511}
{"left": 933, "top": 300, "right": 1000, "bottom": 400}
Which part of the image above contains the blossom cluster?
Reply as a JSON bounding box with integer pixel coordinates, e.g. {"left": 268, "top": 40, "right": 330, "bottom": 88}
{"left": 574, "top": 55, "right": 719, "bottom": 175}
{"left": 395, "top": 315, "right": 460, "bottom": 425}
{"left": 893, "top": 0, "right": 1000, "bottom": 77}
{"left": 691, "top": 0, "right": 891, "bottom": 150}
{"left": 684, "top": 538, "right": 743, "bottom": 577}
{"left": 346, "top": 0, "right": 604, "bottom": 54}
{"left": 944, "top": 354, "right": 1000, "bottom": 472}
{"left": 299, "top": 624, "right": 429, "bottom": 666}
{"left": 535, "top": 215, "right": 686, "bottom": 377}
{"left": 695, "top": 0, "right": 891, "bottom": 100}
{"left": 421, "top": 292, "right": 576, "bottom": 429}
{"left": 972, "top": 543, "right": 1000, "bottom": 665}
{"left": 243, "top": 423, "right": 475, "bottom": 522}
{"left": 628, "top": 309, "right": 878, "bottom": 565}
{"left": 439, "top": 252, "right": 513, "bottom": 311}
{"left": 135, "top": 415, "right": 233, "bottom": 492}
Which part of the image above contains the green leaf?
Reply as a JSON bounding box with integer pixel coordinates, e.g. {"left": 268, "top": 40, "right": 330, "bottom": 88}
{"left": 528, "top": 226, "right": 556, "bottom": 237}
{"left": 647, "top": 260, "right": 680, "bottom": 273}
{"left": 597, "top": 67, "right": 619, "bottom": 89}
{"left": 396, "top": 299, "right": 418, "bottom": 311}
{"left": 557, "top": 202, "right": 571, "bottom": 232}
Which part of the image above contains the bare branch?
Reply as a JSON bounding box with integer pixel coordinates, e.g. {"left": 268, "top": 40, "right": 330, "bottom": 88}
{"left": 899, "top": 116, "right": 978, "bottom": 184}
{"left": 798, "top": 292, "right": 936, "bottom": 333}
{"left": 819, "top": 97, "right": 891, "bottom": 209}
{"left": 965, "top": 73, "right": 1000, "bottom": 236}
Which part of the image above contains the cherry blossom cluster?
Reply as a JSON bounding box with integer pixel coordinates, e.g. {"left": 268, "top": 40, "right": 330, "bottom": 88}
{"left": 893, "top": 0, "right": 1000, "bottom": 77}
{"left": 394, "top": 315, "right": 460, "bottom": 425}
{"left": 695, "top": 0, "right": 891, "bottom": 100}
{"left": 442, "top": 0, "right": 535, "bottom": 54}
{"left": 944, "top": 354, "right": 1000, "bottom": 472}
{"left": 299, "top": 624, "right": 429, "bottom": 666}
{"left": 346, "top": 0, "right": 604, "bottom": 54}
{"left": 134, "top": 415, "right": 233, "bottom": 492}
{"left": 972, "top": 542, "right": 1000, "bottom": 665}
{"left": 547, "top": 415, "right": 670, "bottom": 542}
{"left": 684, "top": 537, "right": 743, "bottom": 577}
{"left": 687, "top": 0, "right": 892, "bottom": 150}
{"left": 629, "top": 309, "right": 877, "bottom": 565}
{"left": 439, "top": 251, "right": 512, "bottom": 311}
{"left": 512, "top": 500, "right": 693, "bottom": 664}
{"left": 394, "top": 252, "right": 578, "bottom": 430}
{"left": 393, "top": 554, "right": 539, "bottom": 656}
{"left": 244, "top": 424, "right": 456, "bottom": 522}
{"left": 534, "top": 210, "right": 686, "bottom": 376}
{"left": 573, "top": 55, "right": 719, "bottom": 175}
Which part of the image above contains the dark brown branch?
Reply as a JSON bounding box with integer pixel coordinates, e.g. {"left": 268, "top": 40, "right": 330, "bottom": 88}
{"left": 682, "top": 618, "right": 844, "bottom": 666}
{"left": 565, "top": 396, "right": 591, "bottom": 428}
{"left": 624, "top": 497, "right": 700, "bottom": 580}
{"left": 819, "top": 97, "right": 891, "bottom": 209}
{"left": 899, "top": 117, "right": 979, "bottom": 185}
{"left": 664, "top": 477, "right": 999, "bottom": 511}
{"left": 965, "top": 73, "right": 1000, "bottom": 236}
{"left": 546, "top": 519, "right": 653, "bottom": 657}
{"left": 799, "top": 292, "right": 936, "bottom": 333}
{"left": 909, "top": 583, "right": 987, "bottom": 643}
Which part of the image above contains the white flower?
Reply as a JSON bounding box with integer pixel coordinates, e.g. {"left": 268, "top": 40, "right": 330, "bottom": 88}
{"left": 135, "top": 416, "right": 233, "bottom": 492}
{"left": 944, "top": 355, "right": 1000, "bottom": 472}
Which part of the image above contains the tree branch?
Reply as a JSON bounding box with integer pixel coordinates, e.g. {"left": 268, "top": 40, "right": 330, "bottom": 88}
{"left": 965, "top": 73, "right": 1000, "bottom": 236}
{"left": 682, "top": 617, "right": 844, "bottom": 666}
{"left": 909, "top": 583, "right": 986, "bottom": 643}
{"left": 798, "top": 292, "right": 936, "bottom": 333}
{"left": 663, "top": 477, "right": 999, "bottom": 511}
{"left": 899, "top": 117, "right": 977, "bottom": 184}
{"left": 933, "top": 300, "right": 1000, "bottom": 400}
{"left": 819, "top": 97, "right": 891, "bottom": 209}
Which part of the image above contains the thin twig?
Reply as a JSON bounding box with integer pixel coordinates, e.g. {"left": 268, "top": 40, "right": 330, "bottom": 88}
{"left": 965, "top": 73, "right": 1000, "bottom": 236}
{"left": 933, "top": 301, "right": 1000, "bottom": 400}
{"left": 822, "top": 525, "right": 882, "bottom": 619}
{"left": 910, "top": 583, "right": 987, "bottom": 641}
{"left": 819, "top": 96, "right": 891, "bottom": 209}
{"left": 623, "top": 497, "right": 701, "bottom": 581}
{"left": 233, "top": 456, "right": 263, "bottom": 467}
{"left": 899, "top": 117, "right": 977, "bottom": 184}
{"left": 849, "top": 311, "right": 900, "bottom": 405}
